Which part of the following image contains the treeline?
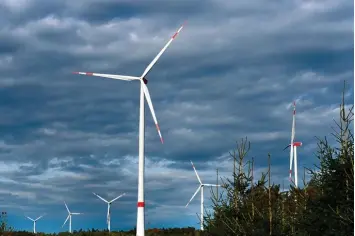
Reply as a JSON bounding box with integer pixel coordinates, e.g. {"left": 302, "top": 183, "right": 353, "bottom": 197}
{"left": 0, "top": 83, "right": 353, "bottom": 235}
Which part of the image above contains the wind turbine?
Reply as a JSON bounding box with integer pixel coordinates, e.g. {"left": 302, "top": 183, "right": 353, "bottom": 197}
{"left": 92, "top": 192, "right": 126, "bottom": 232}
{"left": 73, "top": 22, "right": 185, "bottom": 236}
{"left": 25, "top": 214, "right": 45, "bottom": 233}
{"left": 185, "top": 161, "right": 220, "bottom": 231}
{"left": 284, "top": 101, "right": 302, "bottom": 187}
{"left": 62, "top": 201, "right": 82, "bottom": 233}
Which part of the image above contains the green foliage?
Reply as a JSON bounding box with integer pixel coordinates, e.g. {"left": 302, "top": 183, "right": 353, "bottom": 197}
{"left": 297, "top": 83, "right": 354, "bottom": 236}
{"left": 204, "top": 82, "right": 354, "bottom": 236}
{"left": 0, "top": 211, "right": 14, "bottom": 234}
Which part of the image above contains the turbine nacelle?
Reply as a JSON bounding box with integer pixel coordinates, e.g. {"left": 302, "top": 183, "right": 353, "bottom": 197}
{"left": 283, "top": 141, "right": 303, "bottom": 150}
{"left": 293, "top": 141, "right": 302, "bottom": 147}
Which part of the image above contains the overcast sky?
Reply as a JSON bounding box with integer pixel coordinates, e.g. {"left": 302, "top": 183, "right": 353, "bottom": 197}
{"left": 0, "top": 0, "right": 353, "bottom": 233}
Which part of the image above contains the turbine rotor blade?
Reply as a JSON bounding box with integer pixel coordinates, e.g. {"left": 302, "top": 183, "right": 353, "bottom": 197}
{"left": 190, "top": 161, "right": 202, "bottom": 184}
{"left": 140, "top": 81, "right": 164, "bottom": 143}
{"left": 141, "top": 22, "right": 185, "bottom": 79}
{"left": 64, "top": 201, "right": 70, "bottom": 213}
{"left": 35, "top": 215, "right": 45, "bottom": 221}
{"left": 71, "top": 213, "right": 82, "bottom": 215}
{"left": 73, "top": 72, "right": 140, "bottom": 81}
{"left": 109, "top": 193, "right": 126, "bottom": 203}
{"left": 289, "top": 101, "right": 296, "bottom": 182}
{"left": 283, "top": 144, "right": 291, "bottom": 150}
{"left": 62, "top": 215, "right": 69, "bottom": 228}
{"left": 26, "top": 216, "right": 35, "bottom": 221}
{"left": 93, "top": 192, "right": 109, "bottom": 203}
{"left": 185, "top": 185, "right": 201, "bottom": 208}
{"left": 203, "top": 184, "right": 220, "bottom": 187}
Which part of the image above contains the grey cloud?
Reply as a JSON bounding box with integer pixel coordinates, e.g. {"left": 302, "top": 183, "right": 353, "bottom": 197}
{"left": 0, "top": 0, "right": 353, "bottom": 231}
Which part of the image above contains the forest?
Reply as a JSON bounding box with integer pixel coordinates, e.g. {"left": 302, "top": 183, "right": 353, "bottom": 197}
{"left": 1, "top": 84, "right": 353, "bottom": 235}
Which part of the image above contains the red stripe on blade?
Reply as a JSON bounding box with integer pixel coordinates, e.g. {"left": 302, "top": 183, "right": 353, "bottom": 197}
{"left": 137, "top": 202, "right": 145, "bottom": 207}
{"left": 86, "top": 72, "right": 93, "bottom": 76}
{"left": 172, "top": 32, "right": 178, "bottom": 39}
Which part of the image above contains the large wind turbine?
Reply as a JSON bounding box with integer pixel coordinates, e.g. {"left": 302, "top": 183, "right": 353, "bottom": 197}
{"left": 25, "top": 214, "right": 45, "bottom": 233}
{"left": 93, "top": 192, "right": 125, "bottom": 232}
{"left": 62, "top": 201, "right": 82, "bottom": 233}
{"left": 185, "top": 161, "right": 220, "bottom": 231}
{"left": 73, "top": 22, "right": 185, "bottom": 236}
{"left": 284, "top": 101, "right": 302, "bottom": 187}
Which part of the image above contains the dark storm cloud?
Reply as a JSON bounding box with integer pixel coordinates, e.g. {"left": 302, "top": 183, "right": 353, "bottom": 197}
{"left": 0, "top": 0, "right": 353, "bottom": 231}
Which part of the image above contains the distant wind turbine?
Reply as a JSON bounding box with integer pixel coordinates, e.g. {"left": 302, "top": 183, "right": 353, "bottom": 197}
{"left": 185, "top": 161, "right": 220, "bottom": 231}
{"left": 284, "top": 101, "right": 302, "bottom": 187}
{"left": 62, "top": 201, "right": 82, "bottom": 233}
{"left": 92, "top": 192, "right": 126, "bottom": 232}
{"left": 73, "top": 22, "right": 185, "bottom": 236}
{"left": 25, "top": 214, "right": 45, "bottom": 233}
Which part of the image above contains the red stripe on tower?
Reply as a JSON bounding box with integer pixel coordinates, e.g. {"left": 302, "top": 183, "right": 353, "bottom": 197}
{"left": 137, "top": 202, "right": 145, "bottom": 207}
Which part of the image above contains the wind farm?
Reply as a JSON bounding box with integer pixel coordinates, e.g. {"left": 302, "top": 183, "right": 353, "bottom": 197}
{"left": 0, "top": 1, "right": 353, "bottom": 236}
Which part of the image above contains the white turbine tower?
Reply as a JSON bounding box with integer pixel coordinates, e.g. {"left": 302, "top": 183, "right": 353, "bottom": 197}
{"left": 185, "top": 161, "right": 220, "bottom": 231}
{"left": 25, "top": 214, "right": 45, "bottom": 233}
{"left": 284, "top": 101, "right": 302, "bottom": 187}
{"left": 62, "top": 201, "right": 82, "bottom": 233}
{"left": 92, "top": 192, "right": 126, "bottom": 232}
{"left": 73, "top": 22, "right": 185, "bottom": 236}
